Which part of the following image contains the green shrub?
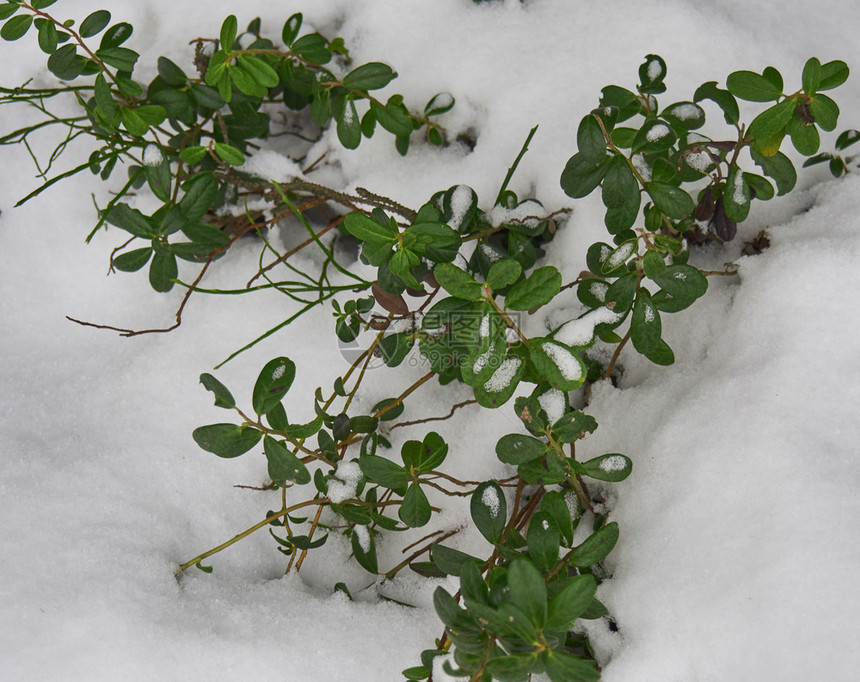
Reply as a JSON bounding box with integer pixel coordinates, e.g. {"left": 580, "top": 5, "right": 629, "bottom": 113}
{"left": 0, "top": 3, "right": 850, "bottom": 679}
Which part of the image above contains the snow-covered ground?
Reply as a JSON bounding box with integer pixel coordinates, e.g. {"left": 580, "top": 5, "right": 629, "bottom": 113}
{"left": 2, "top": 1, "right": 859, "bottom": 680}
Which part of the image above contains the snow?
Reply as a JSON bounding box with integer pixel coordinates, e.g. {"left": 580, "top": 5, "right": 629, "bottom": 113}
{"left": 599, "top": 455, "right": 628, "bottom": 473}
{"left": 245, "top": 148, "right": 304, "bottom": 182}
{"left": 665, "top": 102, "right": 701, "bottom": 121}
{"left": 446, "top": 184, "right": 474, "bottom": 231}
{"left": 480, "top": 485, "right": 501, "bottom": 518}
{"left": 2, "top": 1, "right": 860, "bottom": 681}
{"left": 142, "top": 143, "right": 163, "bottom": 166}
{"left": 554, "top": 306, "right": 622, "bottom": 347}
{"left": 684, "top": 149, "right": 713, "bottom": 173}
{"left": 645, "top": 123, "right": 671, "bottom": 142}
{"left": 733, "top": 168, "right": 748, "bottom": 204}
{"left": 646, "top": 57, "right": 663, "bottom": 81}
{"left": 541, "top": 341, "right": 583, "bottom": 382}
{"left": 483, "top": 357, "right": 522, "bottom": 393}
{"left": 605, "top": 240, "right": 637, "bottom": 271}
{"left": 326, "top": 460, "right": 362, "bottom": 504}
{"left": 537, "top": 388, "right": 566, "bottom": 425}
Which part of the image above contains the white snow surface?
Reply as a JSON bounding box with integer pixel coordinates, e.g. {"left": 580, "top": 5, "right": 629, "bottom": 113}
{"left": 1, "top": 1, "right": 860, "bottom": 681}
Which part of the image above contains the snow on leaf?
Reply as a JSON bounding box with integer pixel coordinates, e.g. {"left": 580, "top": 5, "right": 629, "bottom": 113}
{"left": 483, "top": 358, "right": 522, "bottom": 393}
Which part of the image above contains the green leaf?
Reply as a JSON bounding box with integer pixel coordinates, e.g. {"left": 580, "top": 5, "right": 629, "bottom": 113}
{"left": 650, "top": 264, "right": 708, "bottom": 312}
{"left": 199, "top": 373, "right": 235, "bottom": 409}
{"left": 630, "top": 290, "right": 662, "bottom": 356}
{"left": 106, "top": 203, "right": 155, "bottom": 238}
{"left": 570, "top": 522, "right": 619, "bottom": 568}
{"left": 507, "top": 558, "right": 547, "bottom": 629}
{"left": 430, "top": 545, "right": 482, "bottom": 577}
{"left": 527, "top": 511, "right": 561, "bottom": 573}
{"left": 37, "top": 19, "right": 58, "bottom": 53}
{"left": 723, "top": 167, "right": 750, "bottom": 222}
{"left": 80, "top": 10, "right": 110, "bottom": 38}
{"left": 335, "top": 96, "right": 361, "bottom": 149}
{"left": 529, "top": 339, "right": 586, "bottom": 391}
{"left": 342, "top": 211, "right": 398, "bottom": 243}
{"left": 358, "top": 455, "right": 408, "bottom": 496}
{"left": 540, "top": 651, "right": 600, "bottom": 682}
{"left": 743, "top": 172, "right": 775, "bottom": 201}
{"left": 577, "top": 114, "right": 606, "bottom": 164}
{"left": 282, "top": 12, "right": 302, "bottom": 46}
{"left": 1, "top": 14, "right": 31, "bottom": 41}
{"left": 351, "top": 527, "right": 378, "bottom": 573}
{"left": 350, "top": 415, "right": 378, "bottom": 435}
{"left": 46, "top": 43, "right": 85, "bottom": 80}
{"left": 252, "top": 357, "right": 296, "bottom": 415}
{"left": 835, "top": 129, "right": 860, "bottom": 151}
{"left": 648, "top": 183, "right": 694, "bottom": 219}
{"left": 560, "top": 153, "right": 611, "bottom": 199}
{"left": 470, "top": 481, "right": 507, "bottom": 543}
{"left": 111, "top": 247, "right": 151, "bottom": 273}
{"left": 788, "top": 113, "right": 820, "bottom": 156}
{"left": 402, "top": 222, "right": 460, "bottom": 262}
{"left": 148, "top": 247, "right": 177, "bottom": 292}
{"left": 425, "top": 92, "right": 455, "bottom": 116}
{"left": 540, "top": 490, "right": 575, "bottom": 546}
{"left": 485, "top": 259, "right": 522, "bottom": 290}
{"left": 343, "top": 62, "right": 397, "bottom": 90}
{"left": 545, "top": 575, "right": 597, "bottom": 631}
{"left": 157, "top": 56, "right": 187, "bottom": 86}
{"left": 433, "top": 263, "right": 483, "bottom": 301}
{"left": 399, "top": 483, "right": 432, "bottom": 528}
{"left": 180, "top": 172, "right": 218, "bottom": 221}
{"left": 0, "top": 5, "right": 20, "bottom": 21}
{"left": 485, "top": 654, "right": 538, "bottom": 680}
{"left": 99, "top": 22, "right": 132, "bottom": 49}
{"left": 237, "top": 54, "right": 279, "bottom": 88}
{"left": 505, "top": 266, "right": 561, "bottom": 311}
{"left": 581, "top": 453, "right": 632, "bottom": 482}
{"left": 551, "top": 410, "right": 598, "bottom": 443}
{"left": 726, "top": 70, "right": 782, "bottom": 101}
{"left": 809, "top": 94, "right": 839, "bottom": 132}
{"left": 802, "top": 57, "right": 821, "bottom": 94}
{"left": 213, "top": 142, "right": 245, "bottom": 166}
{"left": 282, "top": 414, "right": 324, "bottom": 439}
{"left": 402, "top": 666, "right": 430, "bottom": 681}
{"left": 230, "top": 66, "right": 267, "bottom": 97}
{"left": 95, "top": 46, "right": 138, "bottom": 72}
{"left": 748, "top": 99, "right": 795, "bottom": 154}
{"left": 181, "top": 221, "right": 230, "bottom": 248}
{"left": 376, "top": 100, "right": 414, "bottom": 138}
{"left": 119, "top": 108, "right": 148, "bottom": 137}
{"left": 373, "top": 397, "right": 404, "bottom": 422}
{"left": 605, "top": 272, "right": 637, "bottom": 313}
{"left": 291, "top": 33, "right": 331, "bottom": 65}
{"left": 601, "top": 154, "right": 638, "bottom": 209}
{"left": 180, "top": 146, "right": 208, "bottom": 165}
{"left": 495, "top": 434, "right": 547, "bottom": 465}
{"left": 220, "top": 14, "right": 237, "bottom": 49}
{"left": 751, "top": 148, "right": 796, "bottom": 195}
{"left": 192, "top": 423, "right": 262, "bottom": 458}
{"left": 694, "top": 80, "right": 739, "bottom": 126}
{"left": 264, "top": 436, "right": 310, "bottom": 485}
{"left": 818, "top": 60, "right": 849, "bottom": 91}
{"left": 379, "top": 332, "right": 412, "bottom": 368}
